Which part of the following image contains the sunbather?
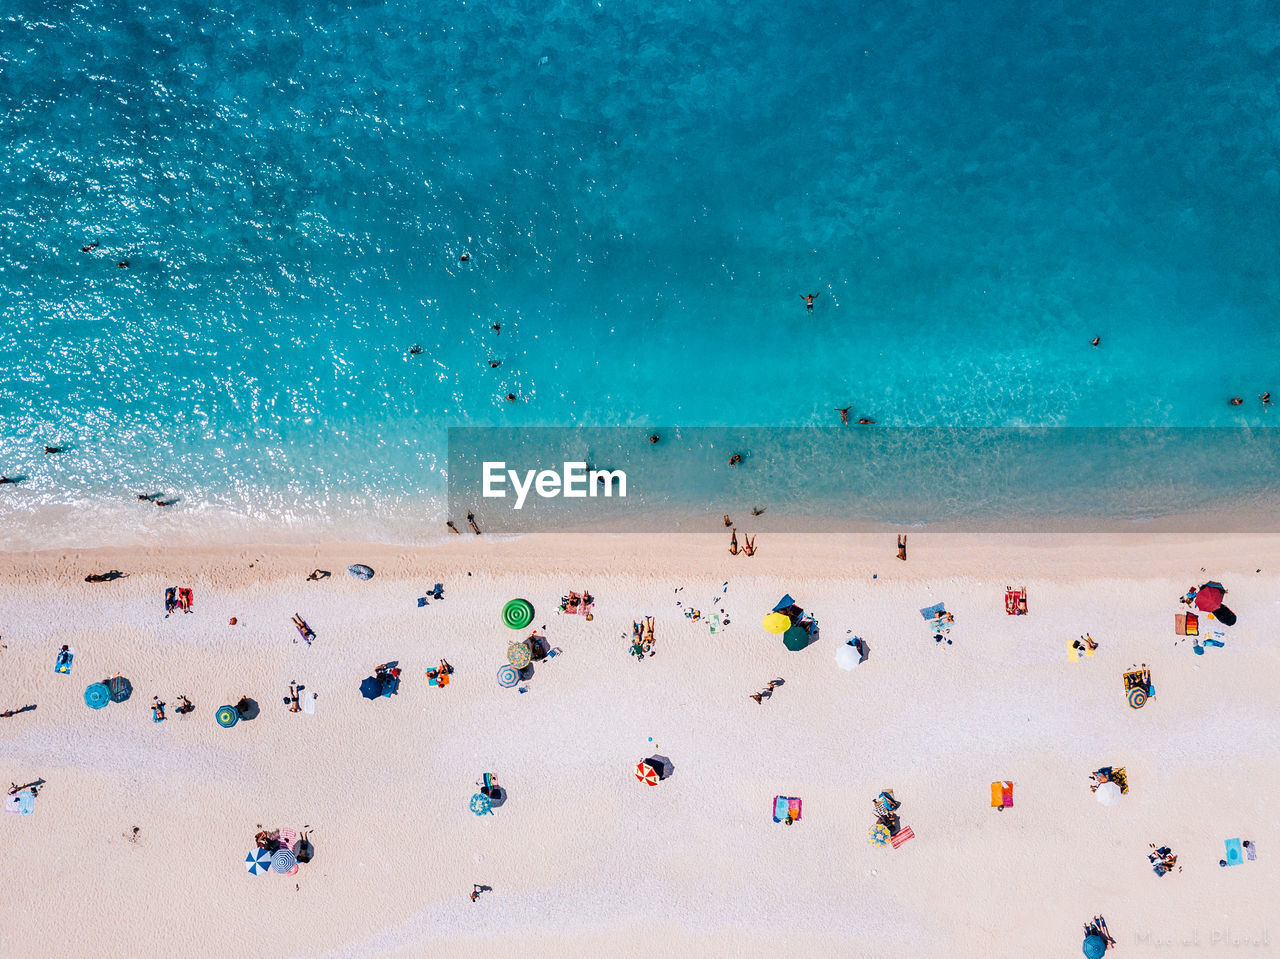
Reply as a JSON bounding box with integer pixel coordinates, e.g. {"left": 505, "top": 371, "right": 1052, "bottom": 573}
{"left": 743, "top": 534, "right": 756, "bottom": 557}
{"left": 897, "top": 535, "right": 907, "bottom": 561}
{"left": 151, "top": 697, "right": 166, "bottom": 722}
{"left": 1081, "top": 633, "right": 1098, "bottom": 651}
{"left": 729, "top": 529, "right": 739, "bottom": 555}
{"left": 176, "top": 695, "right": 193, "bottom": 714}
{"left": 292, "top": 614, "right": 315, "bottom": 644}
{"left": 287, "top": 683, "right": 301, "bottom": 712}
{"left": 438, "top": 659, "right": 453, "bottom": 675}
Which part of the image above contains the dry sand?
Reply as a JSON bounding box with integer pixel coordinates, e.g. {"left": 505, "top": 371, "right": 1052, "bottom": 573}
{"left": 1, "top": 533, "right": 1277, "bottom": 958}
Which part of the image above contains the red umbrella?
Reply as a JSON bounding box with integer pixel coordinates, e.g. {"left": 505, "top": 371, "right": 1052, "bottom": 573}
{"left": 1194, "top": 587, "right": 1224, "bottom": 612}
{"left": 635, "top": 760, "right": 660, "bottom": 786}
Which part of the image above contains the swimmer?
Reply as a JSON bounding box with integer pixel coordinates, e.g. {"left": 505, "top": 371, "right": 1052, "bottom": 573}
{"left": 857, "top": 417, "right": 875, "bottom": 425}
{"left": 136, "top": 493, "right": 157, "bottom": 501}
{"left": 1262, "top": 392, "right": 1272, "bottom": 408}
{"left": 489, "top": 360, "right": 501, "bottom": 368}
{"left": 649, "top": 434, "right": 659, "bottom": 444}
{"left": 801, "top": 292, "right": 818, "bottom": 313}
{"left": 81, "top": 241, "right": 99, "bottom": 252}
{"left": 0, "top": 477, "right": 11, "bottom": 485}
{"left": 44, "top": 446, "right": 61, "bottom": 454}
{"left": 751, "top": 506, "right": 765, "bottom": 516}
{"left": 459, "top": 253, "right": 470, "bottom": 262}
{"left": 1090, "top": 336, "right": 1100, "bottom": 347}
{"left": 505, "top": 393, "right": 516, "bottom": 402}
{"left": 491, "top": 323, "right": 501, "bottom": 334}
{"left": 117, "top": 260, "right": 129, "bottom": 268}
{"left": 408, "top": 345, "right": 423, "bottom": 355}
{"left": 728, "top": 453, "right": 742, "bottom": 466}
{"left": 835, "top": 406, "right": 851, "bottom": 425}
{"left": 1230, "top": 397, "right": 1243, "bottom": 406}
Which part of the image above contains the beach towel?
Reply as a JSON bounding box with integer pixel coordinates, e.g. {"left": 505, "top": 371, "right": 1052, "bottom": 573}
{"left": 302, "top": 690, "right": 316, "bottom": 714}
{"left": 920, "top": 603, "right": 946, "bottom": 620}
{"left": 788, "top": 797, "right": 802, "bottom": 821}
{"left": 1111, "top": 767, "right": 1129, "bottom": 793}
{"left": 891, "top": 826, "right": 915, "bottom": 848}
{"left": 54, "top": 648, "right": 73, "bottom": 674}
{"left": 4, "top": 791, "right": 34, "bottom": 814}
{"left": 990, "top": 781, "right": 1013, "bottom": 808}
{"left": 1185, "top": 613, "right": 1198, "bottom": 636}
{"left": 1175, "top": 613, "right": 1186, "bottom": 635}
{"left": 1224, "top": 838, "right": 1244, "bottom": 866}
{"left": 1245, "top": 840, "right": 1257, "bottom": 861}
{"left": 709, "top": 612, "right": 721, "bottom": 635}
{"left": 773, "top": 796, "right": 801, "bottom": 823}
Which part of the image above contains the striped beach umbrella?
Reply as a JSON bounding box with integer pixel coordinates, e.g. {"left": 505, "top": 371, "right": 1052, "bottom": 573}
{"left": 215, "top": 705, "right": 239, "bottom": 728}
{"left": 245, "top": 849, "right": 272, "bottom": 875}
{"left": 635, "top": 760, "right": 660, "bottom": 786}
{"left": 270, "top": 849, "right": 297, "bottom": 874}
{"left": 496, "top": 665, "right": 520, "bottom": 688}
{"left": 107, "top": 676, "right": 132, "bottom": 703}
{"left": 1127, "top": 686, "right": 1147, "bottom": 709}
{"left": 868, "top": 823, "right": 890, "bottom": 847}
{"left": 506, "top": 642, "right": 532, "bottom": 669}
{"left": 470, "top": 793, "right": 493, "bottom": 816}
{"left": 84, "top": 682, "right": 111, "bottom": 710}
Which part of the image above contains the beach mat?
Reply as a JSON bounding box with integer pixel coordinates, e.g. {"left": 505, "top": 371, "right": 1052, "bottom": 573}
{"left": 1224, "top": 838, "right": 1244, "bottom": 866}
{"left": 891, "top": 825, "right": 915, "bottom": 848}
{"left": 302, "top": 691, "right": 316, "bottom": 714}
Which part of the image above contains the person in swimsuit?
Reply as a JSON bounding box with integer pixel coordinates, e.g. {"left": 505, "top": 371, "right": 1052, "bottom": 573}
{"left": 743, "top": 534, "right": 756, "bottom": 556}
{"left": 491, "top": 323, "right": 501, "bottom": 334}
{"left": 1230, "top": 397, "right": 1243, "bottom": 406}
{"left": 723, "top": 514, "right": 732, "bottom": 527}
{"left": 44, "top": 446, "right": 61, "bottom": 454}
{"left": 1261, "top": 391, "right": 1272, "bottom": 408}
{"left": 151, "top": 697, "right": 166, "bottom": 722}
{"left": 897, "top": 534, "right": 907, "bottom": 561}
{"left": 728, "top": 453, "right": 742, "bottom": 466}
{"left": 1090, "top": 336, "right": 1100, "bottom": 347}
{"left": 835, "top": 406, "right": 851, "bottom": 425}
{"left": 801, "top": 293, "right": 818, "bottom": 313}
{"left": 729, "top": 529, "right": 740, "bottom": 555}
{"left": 751, "top": 506, "right": 765, "bottom": 516}
{"left": 857, "top": 417, "right": 875, "bottom": 425}
{"left": 489, "top": 360, "right": 501, "bottom": 368}
{"left": 408, "top": 345, "right": 423, "bottom": 355}
{"left": 81, "top": 241, "right": 99, "bottom": 252}
{"left": 446, "top": 520, "right": 460, "bottom": 534}
{"left": 649, "top": 434, "right": 659, "bottom": 444}
{"left": 468, "top": 512, "right": 481, "bottom": 534}
{"left": 505, "top": 393, "right": 516, "bottom": 402}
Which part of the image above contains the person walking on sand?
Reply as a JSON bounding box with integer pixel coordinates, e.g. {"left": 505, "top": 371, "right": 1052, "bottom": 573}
{"left": 835, "top": 406, "right": 851, "bottom": 425}
{"left": 729, "top": 529, "right": 740, "bottom": 556}
{"left": 751, "top": 506, "right": 765, "bottom": 516}
{"left": 897, "top": 534, "right": 907, "bottom": 561}
{"left": 749, "top": 692, "right": 763, "bottom": 704}
{"left": 801, "top": 292, "right": 818, "bottom": 313}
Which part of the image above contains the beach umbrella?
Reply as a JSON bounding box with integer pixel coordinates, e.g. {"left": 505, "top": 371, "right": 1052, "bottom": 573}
{"left": 1096, "top": 782, "right": 1122, "bottom": 806}
{"left": 107, "top": 676, "right": 132, "bottom": 703}
{"left": 1194, "top": 586, "right": 1223, "bottom": 612}
{"left": 470, "top": 793, "right": 493, "bottom": 816}
{"left": 1127, "top": 686, "right": 1147, "bottom": 709}
{"left": 783, "top": 625, "right": 811, "bottom": 652}
{"left": 496, "top": 664, "right": 520, "bottom": 688}
{"left": 647, "top": 755, "right": 672, "bottom": 780}
{"left": 868, "top": 823, "right": 890, "bottom": 847}
{"left": 502, "top": 598, "right": 534, "bottom": 629}
{"left": 635, "top": 760, "right": 660, "bottom": 786}
{"left": 762, "top": 612, "right": 790, "bottom": 634}
{"left": 506, "top": 642, "right": 532, "bottom": 668}
{"left": 270, "top": 849, "right": 297, "bottom": 874}
{"left": 1082, "top": 934, "right": 1107, "bottom": 959}
{"left": 84, "top": 682, "right": 111, "bottom": 710}
{"left": 347, "top": 564, "right": 374, "bottom": 580}
{"left": 360, "top": 676, "right": 384, "bottom": 700}
{"left": 216, "top": 705, "right": 239, "bottom": 728}
{"left": 773, "top": 595, "right": 796, "bottom": 612}
{"left": 245, "top": 849, "right": 272, "bottom": 875}
{"left": 835, "top": 641, "right": 862, "bottom": 670}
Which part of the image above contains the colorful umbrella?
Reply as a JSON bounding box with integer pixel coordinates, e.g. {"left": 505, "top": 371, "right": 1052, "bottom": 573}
{"left": 762, "top": 612, "right": 790, "bottom": 634}
{"left": 1194, "top": 586, "right": 1223, "bottom": 612}
{"left": 783, "top": 625, "right": 811, "bottom": 652}
{"left": 496, "top": 665, "right": 520, "bottom": 688}
{"left": 84, "top": 682, "right": 110, "bottom": 710}
{"left": 470, "top": 793, "right": 493, "bottom": 815}
{"left": 1096, "top": 782, "right": 1122, "bottom": 806}
{"left": 107, "top": 676, "right": 132, "bottom": 703}
{"left": 245, "top": 849, "right": 272, "bottom": 875}
{"left": 506, "top": 642, "right": 532, "bottom": 668}
{"left": 1128, "top": 686, "right": 1147, "bottom": 709}
{"left": 215, "top": 705, "right": 239, "bottom": 728}
{"left": 635, "top": 761, "right": 660, "bottom": 786}
{"left": 502, "top": 598, "right": 534, "bottom": 629}
{"left": 868, "top": 823, "right": 890, "bottom": 847}
{"left": 270, "top": 849, "right": 297, "bottom": 874}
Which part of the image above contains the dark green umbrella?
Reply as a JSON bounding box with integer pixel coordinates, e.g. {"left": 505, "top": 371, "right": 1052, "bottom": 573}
{"left": 783, "top": 625, "right": 811, "bottom": 652}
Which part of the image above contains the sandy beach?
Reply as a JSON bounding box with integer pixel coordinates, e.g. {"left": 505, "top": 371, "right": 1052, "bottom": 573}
{"left": 2, "top": 532, "right": 1277, "bottom": 958}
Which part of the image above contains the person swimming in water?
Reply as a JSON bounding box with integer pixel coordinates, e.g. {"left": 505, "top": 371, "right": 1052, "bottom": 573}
{"left": 491, "top": 323, "right": 501, "bottom": 334}
{"left": 1090, "top": 336, "right": 1100, "bottom": 347}
{"left": 857, "top": 417, "right": 875, "bottom": 425}
{"left": 489, "top": 360, "right": 501, "bottom": 368}
{"left": 505, "top": 393, "right": 516, "bottom": 402}
{"left": 44, "top": 446, "right": 61, "bottom": 454}
{"left": 1261, "top": 392, "right": 1272, "bottom": 408}
{"left": 81, "top": 241, "right": 99, "bottom": 253}
{"left": 835, "top": 406, "right": 851, "bottom": 425}
{"left": 459, "top": 253, "right": 470, "bottom": 262}
{"left": 728, "top": 453, "right": 742, "bottom": 466}
{"left": 801, "top": 292, "right": 818, "bottom": 313}
{"left": 649, "top": 434, "right": 659, "bottom": 444}
{"left": 751, "top": 506, "right": 765, "bottom": 516}
{"left": 408, "top": 345, "right": 423, "bottom": 355}
{"left": 117, "top": 260, "right": 129, "bottom": 268}
{"left": 1230, "top": 397, "right": 1244, "bottom": 406}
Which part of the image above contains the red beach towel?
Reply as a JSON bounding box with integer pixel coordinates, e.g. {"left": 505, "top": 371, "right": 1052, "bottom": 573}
{"left": 891, "top": 826, "right": 915, "bottom": 848}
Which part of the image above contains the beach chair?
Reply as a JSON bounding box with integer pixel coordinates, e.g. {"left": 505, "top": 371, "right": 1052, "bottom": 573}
{"left": 990, "top": 781, "right": 1013, "bottom": 809}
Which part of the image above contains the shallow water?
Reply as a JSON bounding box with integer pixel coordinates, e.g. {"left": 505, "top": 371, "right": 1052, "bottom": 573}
{"left": 2, "top": 1, "right": 1279, "bottom": 546}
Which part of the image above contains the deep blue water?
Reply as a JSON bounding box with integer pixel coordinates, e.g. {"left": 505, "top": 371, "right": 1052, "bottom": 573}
{"left": 2, "top": 1, "right": 1279, "bottom": 544}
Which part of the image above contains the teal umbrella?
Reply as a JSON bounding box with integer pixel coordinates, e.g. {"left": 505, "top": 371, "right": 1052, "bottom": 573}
{"left": 84, "top": 683, "right": 110, "bottom": 709}
{"left": 470, "top": 793, "right": 493, "bottom": 816}
{"left": 1082, "top": 934, "right": 1107, "bottom": 959}
{"left": 783, "top": 625, "right": 811, "bottom": 652}
{"left": 216, "top": 705, "right": 239, "bottom": 728}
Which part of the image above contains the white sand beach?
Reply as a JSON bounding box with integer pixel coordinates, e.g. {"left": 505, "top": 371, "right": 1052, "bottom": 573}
{"left": 2, "top": 533, "right": 1277, "bottom": 958}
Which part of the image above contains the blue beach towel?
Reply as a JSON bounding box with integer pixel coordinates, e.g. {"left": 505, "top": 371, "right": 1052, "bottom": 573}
{"left": 920, "top": 603, "right": 946, "bottom": 619}
{"left": 1224, "top": 838, "right": 1244, "bottom": 866}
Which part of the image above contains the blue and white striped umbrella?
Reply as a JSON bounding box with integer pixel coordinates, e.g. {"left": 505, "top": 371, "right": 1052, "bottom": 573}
{"left": 270, "top": 849, "right": 298, "bottom": 874}
{"left": 496, "top": 664, "right": 520, "bottom": 688}
{"left": 245, "top": 848, "right": 272, "bottom": 875}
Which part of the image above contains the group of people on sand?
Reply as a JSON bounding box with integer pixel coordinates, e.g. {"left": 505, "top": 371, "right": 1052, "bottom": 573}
{"left": 150, "top": 695, "right": 194, "bottom": 722}
{"left": 748, "top": 679, "right": 781, "bottom": 704}
{"left": 630, "top": 617, "right": 656, "bottom": 660}
{"left": 727, "top": 528, "right": 757, "bottom": 556}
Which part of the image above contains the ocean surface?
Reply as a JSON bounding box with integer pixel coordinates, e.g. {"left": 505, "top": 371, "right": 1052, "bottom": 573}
{"left": 2, "top": 1, "right": 1280, "bottom": 546}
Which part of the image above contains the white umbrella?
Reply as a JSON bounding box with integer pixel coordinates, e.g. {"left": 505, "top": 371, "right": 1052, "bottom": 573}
{"left": 1096, "top": 781, "right": 1121, "bottom": 806}
{"left": 835, "top": 641, "right": 862, "bottom": 671}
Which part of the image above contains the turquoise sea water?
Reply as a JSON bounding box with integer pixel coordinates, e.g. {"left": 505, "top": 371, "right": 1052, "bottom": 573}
{"left": 2, "top": 1, "right": 1280, "bottom": 545}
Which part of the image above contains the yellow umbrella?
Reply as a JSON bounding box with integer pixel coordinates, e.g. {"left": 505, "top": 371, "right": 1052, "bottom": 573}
{"left": 762, "top": 612, "right": 790, "bottom": 634}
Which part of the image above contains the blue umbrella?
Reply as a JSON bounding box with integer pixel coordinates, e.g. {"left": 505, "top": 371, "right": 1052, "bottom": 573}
{"left": 470, "top": 793, "right": 493, "bottom": 816}
{"left": 773, "top": 594, "right": 796, "bottom": 612}
{"left": 271, "top": 849, "right": 297, "bottom": 874}
{"left": 496, "top": 665, "right": 520, "bottom": 688}
{"left": 1082, "top": 934, "right": 1107, "bottom": 959}
{"left": 216, "top": 705, "right": 239, "bottom": 728}
{"left": 107, "top": 676, "right": 132, "bottom": 703}
{"left": 84, "top": 682, "right": 110, "bottom": 710}
{"left": 245, "top": 849, "right": 272, "bottom": 875}
{"left": 360, "top": 676, "right": 383, "bottom": 700}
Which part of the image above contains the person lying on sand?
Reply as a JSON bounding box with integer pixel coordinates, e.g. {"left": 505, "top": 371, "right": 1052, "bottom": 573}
{"left": 743, "top": 534, "right": 756, "bottom": 557}
{"left": 151, "top": 697, "right": 166, "bottom": 722}
{"left": 897, "top": 535, "right": 907, "bottom": 561}
{"left": 728, "top": 529, "right": 739, "bottom": 555}
{"left": 176, "top": 695, "right": 193, "bottom": 714}
{"left": 723, "top": 514, "right": 732, "bottom": 527}
{"left": 287, "top": 683, "right": 301, "bottom": 712}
